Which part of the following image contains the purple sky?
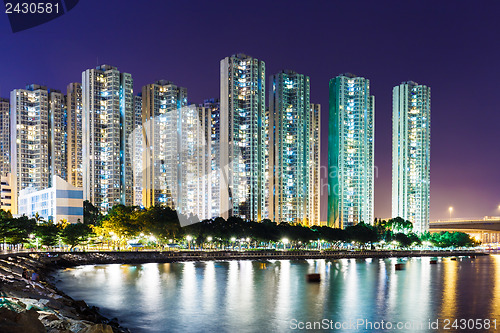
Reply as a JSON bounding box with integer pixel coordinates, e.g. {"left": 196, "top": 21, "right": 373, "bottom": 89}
{"left": 1, "top": 0, "right": 499, "bottom": 221}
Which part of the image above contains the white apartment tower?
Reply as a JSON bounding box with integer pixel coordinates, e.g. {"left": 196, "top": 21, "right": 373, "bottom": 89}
{"left": 220, "top": 54, "right": 267, "bottom": 221}
{"left": 10, "top": 85, "right": 67, "bottom": 213}
{"left": 392, "top": 81, "right": 431, "bottom": 233}
{"left": 82, "top": 65, "right": 134, "bottom": 211}
{"left": 181, "top": 105, "right": 210, "bottom": 220}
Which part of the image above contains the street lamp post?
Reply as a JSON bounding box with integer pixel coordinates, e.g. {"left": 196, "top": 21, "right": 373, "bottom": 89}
{"left": 449, "top": 206, "right": 453, "bottom": 220}
{"left": 186, "top": 235, "right": 192, "bottom": 250}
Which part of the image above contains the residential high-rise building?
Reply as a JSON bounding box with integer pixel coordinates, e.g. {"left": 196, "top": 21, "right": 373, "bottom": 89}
{"left": 11, "top": 85, "right": 50, "bottom": 198}
{"left": 309, "top": 103, "right": 321, "bottom": 226}
{"left": 269, "top": 70, "right": 310, "bottom": 224}
{"left": 0, "top": 98, "right": 9, "bottom": 177}
{"left": 328, "top": 74, "right": 374, "bottom": 228}
{"left": 197, "top": 104, "right": 213, "bottom": 219}
{"left": 10, "top": 84, "right": 67, "bottom": 213}
{"left": 49, "top": 89, "right": 67, "bottom": 182}
{"left": 392, "top": 81, "right": 431, "bottom": 233}
{"left": 132, "top": 93, "right": 143, "bottom": 207}
{"left": 82, "top": 65, "right": 134, "bottom": 211}
{"left": 201, "top": 98, "right": 220, "bottom": 218}
{"left": 220, "top": 53, "right": 267, "bottom": 221}
{"left": 141, "top": 80, "right": 188, "bottom": 208}
{"left": 263, "top": 106, "right": 271, "bottom": 221}
{"left": 66, "top": 82, "right": 83, "bottom": 188}
{"left": 180, "top": 105, "right": 210, "bottom": 220}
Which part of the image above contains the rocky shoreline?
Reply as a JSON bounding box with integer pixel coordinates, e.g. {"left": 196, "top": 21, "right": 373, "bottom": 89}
{"left": 0, "top": 249, "right": 487, "bottom": 332}
{"left": 0, "top": 253, "right": 129, "bottom": 333}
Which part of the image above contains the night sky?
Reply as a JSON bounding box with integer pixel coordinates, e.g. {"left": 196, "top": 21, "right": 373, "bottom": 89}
{"left": 1, "top": 1, "right": 499, "bottom": 221}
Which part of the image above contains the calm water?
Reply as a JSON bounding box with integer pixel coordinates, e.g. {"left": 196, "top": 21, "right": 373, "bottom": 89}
{"left": 55, "top": 255, "right": 500, "bottom": 332}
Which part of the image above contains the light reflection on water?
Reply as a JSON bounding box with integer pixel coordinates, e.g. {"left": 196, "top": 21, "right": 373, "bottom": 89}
{"left": 55, "top": 256, "right": 500, "bottom": 333}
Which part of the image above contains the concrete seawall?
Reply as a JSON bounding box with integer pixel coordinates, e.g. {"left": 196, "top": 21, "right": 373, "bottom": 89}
{"left": 10, "top": 249, "right": 485, "bottom": 267}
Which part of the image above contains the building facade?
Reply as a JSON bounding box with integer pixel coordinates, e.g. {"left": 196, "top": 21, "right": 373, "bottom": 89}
{"left": 268, "top": 70, "right": 310, "bottom": 224}
{"left": 202, "top": 98, "right": 221, "bottom": 218}
{"left": 10, "top": 85, "right": 67, "bottom": 213}
{"left": 180, "top": 105, "right": 210, "bottom": 220}
{"left": 309, "top": 103, "right": 321, "bottom": 226}
{"left": 18, "top": 175, "right": 83, "bottom": 224}
{"left": 328, "top": 74, "right": 374, "bottom": 228}
{"left": 0, "top": 173, "right": 13, "bottom": 212}
{"left": 66, "top": 82, "right": 83, "bottom": 188}
{"left": 82, "top": 65, "right": 134, "bottom": 211}
{"left": 0, "top": 98, "right": 9, "bottom": 178}
{"left": 392, "top": 81, "right": 431, "bottom": 233}
{"left": 141, "top": 80, "right": 188, "bottom": 208}
{"left": 49, "top": 89, "right": 67, "bottom": 182}
{"left": 10, "top": 85, "right": 50, "bottom": 201}
{"left": 132, "top": 94, "right": 143, "bottom": 207}
{"left": 220, "top": 53, "right": 267, "bottom": 221}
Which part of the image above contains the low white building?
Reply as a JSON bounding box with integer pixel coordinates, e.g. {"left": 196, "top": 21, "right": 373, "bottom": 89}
{"left": 18, "top": 176, "right": 83, "bottom": 223}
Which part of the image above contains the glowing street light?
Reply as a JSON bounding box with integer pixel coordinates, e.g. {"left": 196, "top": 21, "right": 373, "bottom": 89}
{"left": 207, "top": 236, "right": 213, "bottom": 242}
{"left": 186, "top": 235, "right": 192, "bottom": 250}
{"left": 282, "top": 238, "right": 289, "bottom": 251}
{"left": 449, "top": 206, "right": 453, "bottom": 220}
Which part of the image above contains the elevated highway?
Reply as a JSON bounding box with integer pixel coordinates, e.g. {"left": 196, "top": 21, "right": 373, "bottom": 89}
{"left": 429, "top": 217, "right": 500, "bottom": 244}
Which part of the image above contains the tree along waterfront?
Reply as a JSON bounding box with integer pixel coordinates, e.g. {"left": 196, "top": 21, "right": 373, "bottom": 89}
{"left": 0, "top": 202, "right": 479, "bottom": 252}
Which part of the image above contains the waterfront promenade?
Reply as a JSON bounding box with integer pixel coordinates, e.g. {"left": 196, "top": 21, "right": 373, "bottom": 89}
{"left": 1, "top": 249, "right": 487, "bottom": 267}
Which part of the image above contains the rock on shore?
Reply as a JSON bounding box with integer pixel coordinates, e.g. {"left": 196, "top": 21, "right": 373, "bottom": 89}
{"left": 0, "top": 254, "right": 128, "bottom": 333}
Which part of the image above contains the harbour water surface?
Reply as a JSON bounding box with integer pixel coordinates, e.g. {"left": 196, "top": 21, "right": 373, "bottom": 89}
{"left": 55, "top": 255, "right": 500, "bottom": 332}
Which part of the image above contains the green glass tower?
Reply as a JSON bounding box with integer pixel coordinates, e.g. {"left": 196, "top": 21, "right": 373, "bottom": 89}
{"left": 328, "top": 74, "right": 374, "bottom": 228}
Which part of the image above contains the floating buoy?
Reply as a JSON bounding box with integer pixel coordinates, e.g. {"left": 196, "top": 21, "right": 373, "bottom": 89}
{"left": 307, "top": 273, "right": 321, "bottom": 282}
